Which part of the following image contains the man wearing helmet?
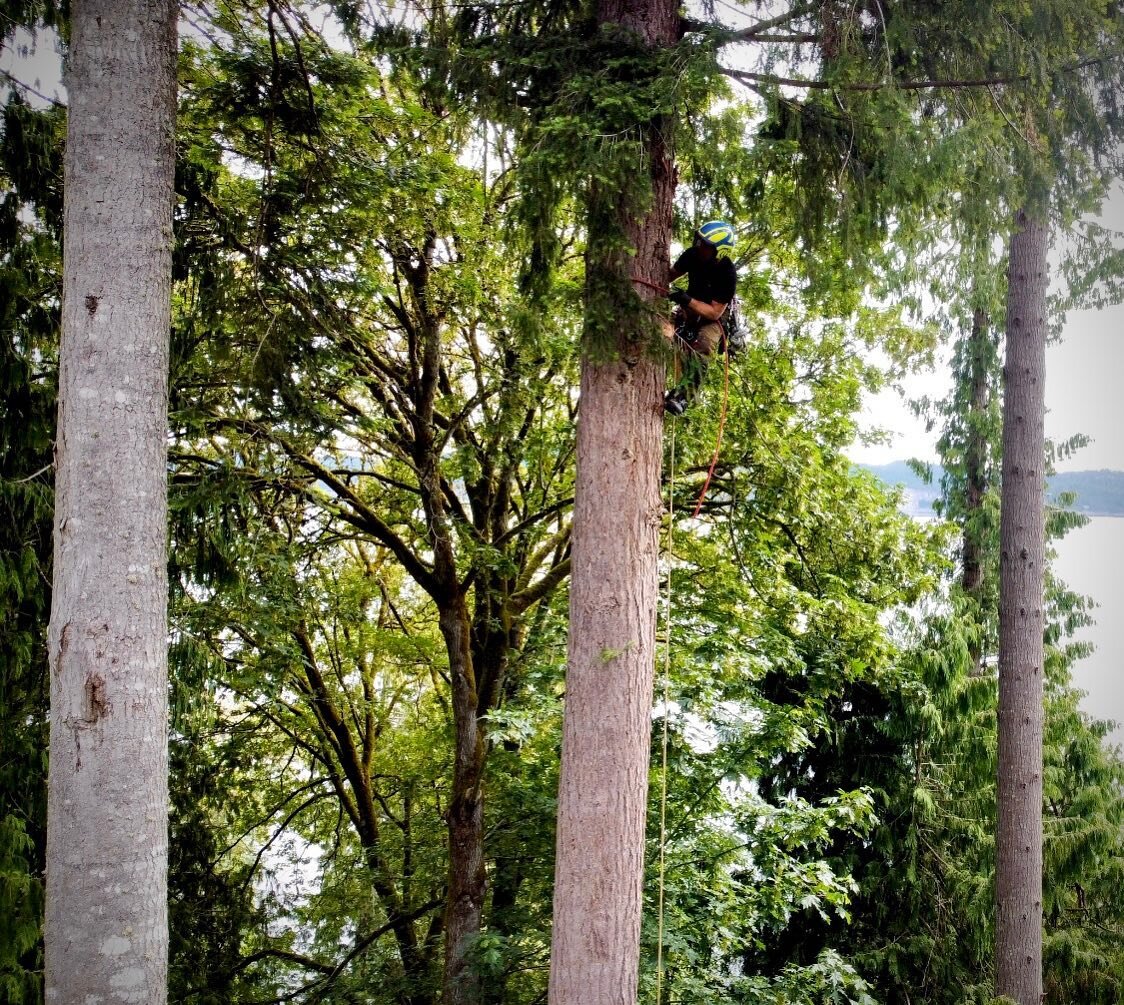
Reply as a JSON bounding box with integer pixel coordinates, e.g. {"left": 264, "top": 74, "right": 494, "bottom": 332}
{"left": 663, "top": 219, "right": 737, "bottom": 415}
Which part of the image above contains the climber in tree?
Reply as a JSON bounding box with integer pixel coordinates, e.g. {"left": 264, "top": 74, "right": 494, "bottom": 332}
{"left": 663, "top": 219, "right": 737, "bottom": 416}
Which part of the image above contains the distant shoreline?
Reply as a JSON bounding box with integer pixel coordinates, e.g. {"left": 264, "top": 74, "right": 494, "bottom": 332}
{"left": 859, "top": 463, "right": 1124, "bottom": 518}
{"left": 1060, "top": 512, "right": 1124, "bottom": 521}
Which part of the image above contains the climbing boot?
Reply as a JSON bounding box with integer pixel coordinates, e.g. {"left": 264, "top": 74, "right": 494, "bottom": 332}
{"left": 664, "top": 389, "right": 688, "bottom": 416}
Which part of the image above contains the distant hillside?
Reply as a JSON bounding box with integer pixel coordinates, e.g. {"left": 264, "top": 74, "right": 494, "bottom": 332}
{"left": 860, "top": 463, "right": 1124, "bottom": 517}
{"left": 1051, "top": 470, "right": 1124, "bottom": 515}
{"left": 859, "top": 462, "right": 941, "bottom": 515}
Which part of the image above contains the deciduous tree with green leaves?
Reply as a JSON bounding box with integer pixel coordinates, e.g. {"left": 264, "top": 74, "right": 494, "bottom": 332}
{"left": 169, "top": 15, "right": 579, "bottom": 1000}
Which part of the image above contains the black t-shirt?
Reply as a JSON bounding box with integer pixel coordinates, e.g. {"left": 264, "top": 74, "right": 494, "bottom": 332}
{"left": 673, "top": 246, "right": 737, "bottom": 306}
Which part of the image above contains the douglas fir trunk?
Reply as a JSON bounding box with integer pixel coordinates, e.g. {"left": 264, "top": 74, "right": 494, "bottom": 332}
{"left": 995, "top": 207, "right": 1048, "bottom": 1005}
{"left": 548, "top": 0, "right": 677, "bottom": 1000}
{"left": 962, "top": 306, "right": 990, "bottom": 600}
{"left": 44, "top": 1, "right": 177, "bottom": 1002}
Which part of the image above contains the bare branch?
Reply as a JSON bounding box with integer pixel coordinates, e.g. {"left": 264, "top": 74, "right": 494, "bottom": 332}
{"left": 681, "top": 3, "right": 817, "bottom": 42}
{"left": 721, "top": 53, "right": 1118, "bottom": 93}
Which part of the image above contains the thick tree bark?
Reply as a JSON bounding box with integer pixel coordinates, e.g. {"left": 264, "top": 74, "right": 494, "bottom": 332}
{"left": 548, "top": 0, "right": 677, "bottom": 1001}
{"left": 995, "top": 207, "right": 1047, "bottom": 1005}
{"left": 45, "top": 1, "right": 177, "bottom": 1003}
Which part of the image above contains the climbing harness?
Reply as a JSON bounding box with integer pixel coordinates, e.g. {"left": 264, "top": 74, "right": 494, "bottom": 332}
{"left": 632, "top": 271, "right": 734, "bottom": 514}
{"left": 666, "top": 319, "right": 732, "bottom": 516}
{"left": 631, "top": 274, "right": 745, "bottom": 354}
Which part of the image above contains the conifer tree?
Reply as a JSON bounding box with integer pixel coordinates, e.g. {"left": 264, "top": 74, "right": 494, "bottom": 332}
{"left": 45, "top": 1, "right": 177, "bottom": 1000}
{"left": 995, "top": 204, "right": 1049, "bottom": 1005}
{"left": 988, "top": 11, "right": 1124, "bottom": 994}
{"left": 548, "top": 0, "right": 677, "bottom": 998}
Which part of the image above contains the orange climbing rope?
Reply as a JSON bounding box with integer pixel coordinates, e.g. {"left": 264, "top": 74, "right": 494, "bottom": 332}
{"left": 633, "top": 267, "right": 732, "bottom": 511}
{"left": 690, "top": 339, "right": 731, "bottom": 518}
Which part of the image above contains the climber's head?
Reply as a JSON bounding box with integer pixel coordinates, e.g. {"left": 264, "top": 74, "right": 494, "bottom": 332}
{"left": 694, "top": 220, "right": 735, "bottom": 260}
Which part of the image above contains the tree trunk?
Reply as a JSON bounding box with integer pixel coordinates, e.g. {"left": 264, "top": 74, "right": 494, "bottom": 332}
{"left": 962, "top": 306, "right": 990, "bottom": 598}
{"left": 995, "top": 207, "right": 1047, "bottom": 1005}
{"left": 548, "top": 0, "right": 677, "bottom": 1000}
{"left": 441, "top": 597, "right": 487, "bottom": 1005}
{"left": 45, "top": 1, "right": 177, "bottom": 1003}
{"left": 401, "top": 231, "right": 488, "bottom": 1005}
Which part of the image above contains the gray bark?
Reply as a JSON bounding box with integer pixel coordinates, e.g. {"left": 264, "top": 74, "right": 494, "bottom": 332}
{"left": 548, "top": 0, "right": 677, "bottom": 1000}
{"left": 995, "top": 207, "right": 1047, "bottom": 1005}
{"left": 45, "top": 1, "right": 177, "bottom": 1002}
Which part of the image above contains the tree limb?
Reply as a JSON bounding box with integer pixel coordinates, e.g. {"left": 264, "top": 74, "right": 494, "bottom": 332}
{"left": 509, "top": 556, "right": 572, "bottom": 615}
{"left": 721, "top": 53, "right": 1117, "bottom": 93}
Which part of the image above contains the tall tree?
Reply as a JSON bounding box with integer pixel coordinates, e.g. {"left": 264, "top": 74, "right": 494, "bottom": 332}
{"left": 994, "top": 206, "right": 1049, "bottom": 1005}
{"left": 987, "top": 8, "right": 1124, "bottom": 995}
{"left": 44, "top": 1, "right": 177, "bottom": 1001}
{"left": 170, "top": 24, "right": 580, "bottom": 999}
{"left": 547, "top": 0, "right": 677, "bottom": 998}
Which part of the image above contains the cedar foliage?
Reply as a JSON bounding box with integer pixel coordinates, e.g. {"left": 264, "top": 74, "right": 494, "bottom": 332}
{"left": 0, "top": 93, "right": 62, "bottom": 1005}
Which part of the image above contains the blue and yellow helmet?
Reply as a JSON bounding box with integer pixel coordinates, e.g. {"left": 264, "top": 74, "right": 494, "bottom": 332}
{"left": 696, "top": 220, "right": 735, "bottom": 249}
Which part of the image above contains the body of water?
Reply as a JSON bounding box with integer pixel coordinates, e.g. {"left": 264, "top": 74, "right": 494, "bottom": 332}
{"left": 1051, "top": 515, "right": 1124, "bottom": 748}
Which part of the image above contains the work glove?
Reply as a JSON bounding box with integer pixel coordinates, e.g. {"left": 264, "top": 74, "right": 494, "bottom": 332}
{"left": 668, "top": 288, "right": 692, "bottom": 308}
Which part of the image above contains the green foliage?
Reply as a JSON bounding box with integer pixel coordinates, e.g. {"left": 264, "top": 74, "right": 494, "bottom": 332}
{"left": 0, "top": 90, "right": 62, "bottom": 1005}
{"left": 4, "top": 3, "right": 1121, "bottom": 1003}
{"left": 168, "top": 741, "right": 273, "bottom": 1005}
{"left": 1040, "top": 684, "right": 1124, "bottom": 1002}
{"left": 424, "top": 9, "right": 720, "bottom": 354}
{"left": 150, "top": 9, "right": 979, "bottom": 1003}
{"left": 802, "top": 139, "right": 1124, "bottom": 1005}
{"left": 0, "top": 0, "right": 67, "bottom": 42}
{"left": 164, "top": 13, "right": 585, "bottom": 1001}
{"left": 0, "top": 816, "right": 42, "bottom": 1004}
{"left": 626, "top": 248, "right": 950, "bottom": 1000}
